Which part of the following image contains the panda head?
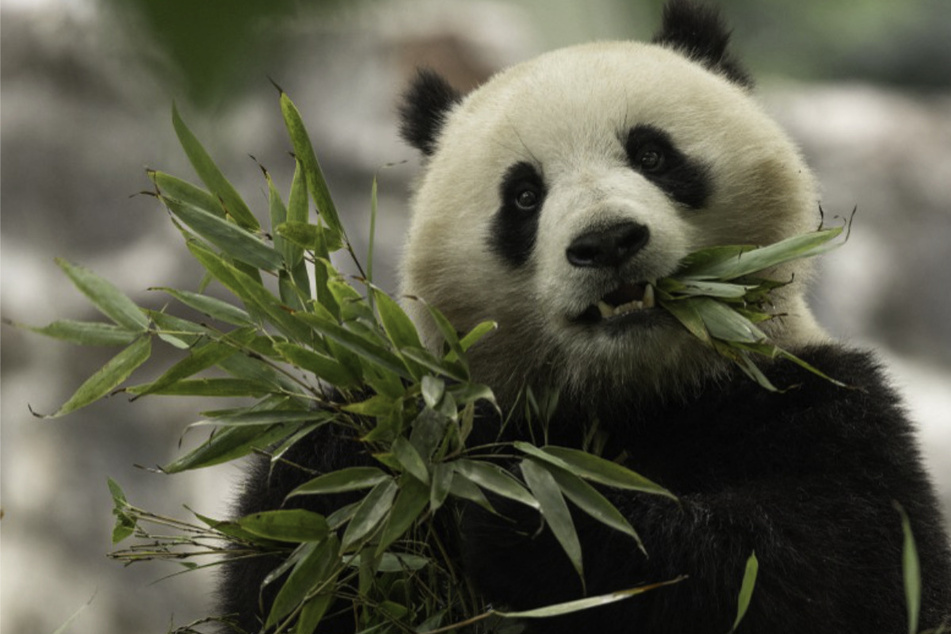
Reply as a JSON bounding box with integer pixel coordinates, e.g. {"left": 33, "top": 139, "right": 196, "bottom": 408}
{"left": 398, "top": 0, "right": 827, "bottom": 405}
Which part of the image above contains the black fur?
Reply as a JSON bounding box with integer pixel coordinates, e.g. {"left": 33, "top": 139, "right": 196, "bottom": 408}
{"left": 625, "top": 124, "right": 712, "bottom": 209}
{"left": 460, "top": 345, "right": 951, "bottom": 632}
{"left": 219, "top": 346, "right": 951, "bottom": 632}
{"left": 651, "top": 0, "right": 754, "bottom": 89}
{"left": 489, "top": 161, "right": 547, "bottom": 267}
{"left": 397, "top": 69, "right": 461, "bottom": 156}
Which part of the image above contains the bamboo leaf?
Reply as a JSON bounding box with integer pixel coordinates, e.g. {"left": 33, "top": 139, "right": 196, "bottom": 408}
{"left": 149, "top": 170, "right": 223, "bottom": 218}
{"left": 341, "top": 478, "right": 398, "bottom": 551}
{"left": 546, "top": 464, "right": 644, "bottom": 554}
{"left": 682, "top": 226, "right": 843, "bottom": 281}
{"left": 373, "top": 288, "right": 423, "bottom": 350}
{"left": 454, "top": 460, "right": 539, "bottom": 510}
{"left": 43, "top": 336, "right": 151, "bottom": 418}
{"left": 520, "top": 458, "right": 584, "bottom": 583}
{"left": 274, "top": 341, "right": 359, "bottom": 388}
{"left": 692, "top": 297, "right": 767, "bottom": 344}
{"left": 296, "top": 593, "right": 335, "bottom": 634}
{"left": 657, "top": 298, "right": 712, "bottom": 346}
{"left": 127, "top": 327, "right": 255, "bottom": 398}
{"left": 279, "top": 92, "right": 345, "bottom": 246}
{"left": 376, "top": 475, "right": 430, "bottom": 555}
{"left": 23, "top": 320, "right": 139, "bottom": 346}
{"left": 894, "top": 503, "right": 921, "bottom": 634}
{"left": 126, "top": 378, "right": 271, "bottom": 398}
{"left": 238, "top": 509, "right": 329, "bottom": 543}
{"left": 731, "top": 551, "right": 759, "bottom": 632}
{"left": 186, "top": 239, "right": 313, "bottom": 343}
{"left": 152, "top": 287, "right": 253, "bottom": 326}
{"left": 161, "top": 194, "right": 282, "bottom": 271}
{"left": 430, "top": 462, "right": 454, "bottom": 512}
{"left": 288, "top": 467, "right": 391, "bottom": 498}
{"left": 496, "top": 577, "right": 686, "bottom": 619}
{"left": 193, "top": 409, "right": 330, "bottom": 428}
{"left": 171, "top": 103, "right": 259, "bottom": 230}
{"left": 162, "top": 423, "right": 295, "bottom": 473}
{"left": 55, "top": 259, "right": 149, "bottom": 332}
{"left": 517, "top": 444, "right": 675, "bottom": 500}
{"left": 391, "top": 436, "right": 430, "bottom": 484}
{"left": 294, "top": 311, "right": 410, "bottom": 380}
{"left": 266, "top": 536, "right": 340, "bottom": 629}
{"left": 276, "top": 221, "right": 344, "bottom": 254}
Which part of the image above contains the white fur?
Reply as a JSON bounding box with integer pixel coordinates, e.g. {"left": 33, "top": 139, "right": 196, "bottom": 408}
{"left": 400, "top": 41, "right": 828, "bottom": 405}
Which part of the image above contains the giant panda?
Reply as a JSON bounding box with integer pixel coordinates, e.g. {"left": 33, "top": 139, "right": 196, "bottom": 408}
{"left": 220, "top": 1, "right": 951, "bottom": 632}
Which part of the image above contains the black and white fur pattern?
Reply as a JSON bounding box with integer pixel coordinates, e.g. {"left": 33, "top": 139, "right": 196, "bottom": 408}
{"left": 220, "top": 1, "right": 951, "bottom": 631}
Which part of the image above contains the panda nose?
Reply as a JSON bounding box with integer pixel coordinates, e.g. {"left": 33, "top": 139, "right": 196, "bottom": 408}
{"left": 566, "top": 221, "right": 650, "bottom": 268}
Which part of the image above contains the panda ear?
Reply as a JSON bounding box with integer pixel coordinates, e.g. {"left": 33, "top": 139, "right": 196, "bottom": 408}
{"left": 398, "top": 69, "right": 462, "bottom": 156}
{"left": 651, "top": 0, "right": 754, "bottom": 89}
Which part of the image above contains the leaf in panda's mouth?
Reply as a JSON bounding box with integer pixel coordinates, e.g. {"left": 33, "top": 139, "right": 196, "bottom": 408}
{"left": 653, "top": 222, "right": 852, "bottom": 391}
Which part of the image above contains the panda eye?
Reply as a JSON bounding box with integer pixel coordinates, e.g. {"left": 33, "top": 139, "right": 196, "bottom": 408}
{"left": 634, "top": 145, "right": 666, "bottom": 173}
{"left": 514, "top": 187, "right": 540, "bottom": 211}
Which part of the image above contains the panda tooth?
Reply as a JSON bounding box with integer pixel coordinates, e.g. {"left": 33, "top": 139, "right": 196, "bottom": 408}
{"left": 643, "top": 284, "right": 655, "bottom": 309}
{"left": 597, "top": 301, "right": 615, "bottom": 319}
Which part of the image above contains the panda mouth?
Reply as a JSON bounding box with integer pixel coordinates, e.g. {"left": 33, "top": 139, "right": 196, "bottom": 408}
{"left": 576, "top": 281, "right": 656, "bottom": 323}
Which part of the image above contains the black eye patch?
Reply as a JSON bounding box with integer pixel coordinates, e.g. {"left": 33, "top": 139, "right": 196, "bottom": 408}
{"left": 489, "top": 162, "right": 547, "bottom": 267}
{"left": 624, "top": 124, "right": 711, "bottom": 209}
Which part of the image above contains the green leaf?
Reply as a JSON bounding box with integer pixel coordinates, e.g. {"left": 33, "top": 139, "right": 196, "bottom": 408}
{"left": 520, "top": 458, "right": 584, "bottom": 583}
{"left": 658, "top": 298, "right": 713, "bottom": 346}
{"left": 341, "top": 478, "right": 398, "bottom": 551}
{"left": 23, "top": 320, "right": 139, "bottom": 346}
{"left": 691, "top": 297, "right": 767, "bottom": 344}
{"left": 415, "top": 298, "right": 469, "bottom": 378}
{"left": 276, "top": 221, "right": 344, "bottom": 255}
{"left": 171, "top": 103, "right": 259, "bottom": 230}
{"left": 894, "top": 503, "right": 921, "bottom": 634}
{"left": 296, "top": 593, "right": 336, "bottom": 634}
{"left": 279, "top": 92, "right": 345, "bottom": 246}
{"left": 186, "top": 239, "right": 313, "bottom": 343}
{"left": 55, "top": 259, "right": 149, "bottom": 332}
{"left": 496, "top": 576, "right": 686, "bottom": 619}
{"left": 376, "top": 475, "right": 430, "bottom": 555}
{"left": 126, "top": 327, "right": 255, "bottom": 398}
{"left": 43, "top": 336, "right": 151, "bottom": 418}
{"left": 193, "top": 409, "right": 330, "bottom": 428}
{"left": 430, "top": 462, "right": 454, "bottom": 512}
{"left": 391, "top": 436, "right": 430, "bottom": 484}
{"left": 108, "top": 478, "right": 137, "bottom": 544}
{"left": 161, "top": 194, "right": 282, "bottom": 271}
{"left": 731, "top": 551, "right": 759, "bottom": 632}
{"left": 266, "top": 536, "right": 340, "bottom": 629}
{"left": 294, "top": 311, "right": 410, "bottom": 380}
{"left": 545, "top": 464, "right": 644, "bottom": 555}
{"left": 162, "top": 423, "right": 295, "bottom": 473}
{"left": 458, "top": 320, "right": 499, "bottom": 353}
{"left": 288, "top": 466, "right": 391, "bottom": 498}
{"left": 516, "top": 444, "right": 676, "bottom": 500}
{"left": 153, "top": 287, "right": 253, "bottom": 326}
{"left": 238, "top": 509, "right": 329, "bottom": 543}
{"left": 454, "top": 459, "right": 539, "bottom": 510}
{"left": 373, "top": 288, "right": 423, "bottom": 350}
{"left": 682, "top": 226, "right": 844, "bottom": 281}
{"left": 132, "top": 377, "right": 272, "bottom": 398}
{"left": 149, "top": 170, "right": 224, "bottom": 218}
{"left": 275, "top": 341, "right": 359, "bottom": 388}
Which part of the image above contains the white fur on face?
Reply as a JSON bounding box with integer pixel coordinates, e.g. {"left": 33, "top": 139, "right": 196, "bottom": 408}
{"left": 401, "top": 41, "right": 826, "bottom": 404}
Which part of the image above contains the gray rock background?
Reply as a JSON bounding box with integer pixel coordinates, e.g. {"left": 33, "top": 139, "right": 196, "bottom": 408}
{"left": 2, "top": 1, "right": 948, "bottom": 632}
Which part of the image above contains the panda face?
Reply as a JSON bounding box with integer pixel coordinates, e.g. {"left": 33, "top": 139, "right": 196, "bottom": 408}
{"left": 400, "top": 40, "right": 825, "bottom": 403}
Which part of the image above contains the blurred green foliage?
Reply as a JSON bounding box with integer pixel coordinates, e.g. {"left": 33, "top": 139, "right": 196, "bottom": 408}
{"left": 99, "top": 0, "right": 348, "bottom": 105}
